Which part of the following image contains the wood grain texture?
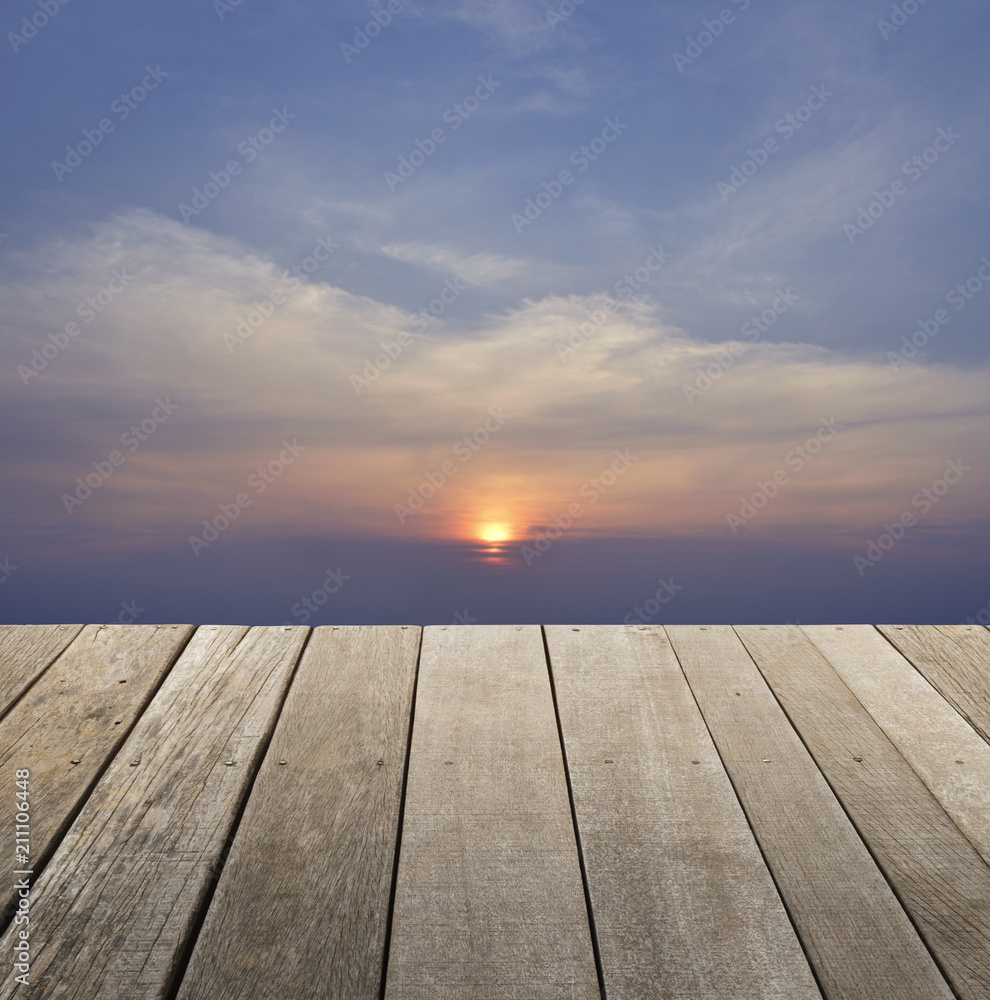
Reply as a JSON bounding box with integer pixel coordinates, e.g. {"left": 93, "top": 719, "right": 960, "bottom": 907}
{"left": 0, "top": 623, "right": 193, "bottom": 925}
{"left": 738, "top": 624, "right": 990, "bottom": 1000}
{"left": 174, "top": 625, "right": 420, "bottom": 1000}
{"left": 0, "top": 625, "right": 83, "bottom": 719}
{"left": 0, "top": 624, "right": 309, "bottom": 1000}
{"left": 804, "top": 624, "right": 990, "bottom": 867}
{"left": 878, "top": 624, "right": 990, "bottom": 745}
{"left": 546, "top": 624, "right": 821, "bottom": 1000}
{"left": 666, "top": 624, "right": 953, "bottom": 1000}
{"left": 385, "top": 625, "right": 599, "bottom": 1000}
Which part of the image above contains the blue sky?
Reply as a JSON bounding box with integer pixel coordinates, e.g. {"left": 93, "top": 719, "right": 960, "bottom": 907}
{"left": 1, "top": 0, "right": 988, "bottom": 625}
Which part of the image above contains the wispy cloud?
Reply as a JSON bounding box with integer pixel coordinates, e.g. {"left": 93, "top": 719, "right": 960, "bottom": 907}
{"left": 438, "top": 0, "right": 561, "bottom": 55}
{"left": 3, "top": 210, "right": 987, "bottom": 548}
{"left": 380, "top": 242, "right": 528, "bottom": 285}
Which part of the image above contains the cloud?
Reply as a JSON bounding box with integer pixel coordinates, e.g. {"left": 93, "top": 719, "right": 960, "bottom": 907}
{"left": 439, "top": 0, "right": 558, "bottom": 56}
{"left": 2, "top": 208, "right": 987, "bottom": 549}
{"left": 514, "top": 89, "right": 586, "bottom": 116}
{"left": 380, "top": 242, "right": 528, "bottom": 285}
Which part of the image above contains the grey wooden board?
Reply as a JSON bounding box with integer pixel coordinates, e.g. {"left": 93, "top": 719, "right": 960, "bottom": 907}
{"left": 545, "top": 624, "right": 821, "bottom": 1000}
{"left": 0, "top": 624, "right": 83, "bottom": 719}
{"left": 804, "top": 624, "right": 990, "bottom": 867}
{"left": 174, "top": 625, "right": 420, "bottom": 1000}
{"left": 738, "top": 624, "right": 990, "bottom": 1000}
{"left": 666, "top": 624, "right": 954, "bottom": 1000}
{"left": 0, "top": 624, "right": 309, "bottom": 1000}
{"left": 0, "top": 623, "right": 193, "bottom": 925}
{"left": 385, "top": 625, "right": 599, "bottom": 1000}
{"left": 878, "top": 624, "right": 990, "bottom": 746}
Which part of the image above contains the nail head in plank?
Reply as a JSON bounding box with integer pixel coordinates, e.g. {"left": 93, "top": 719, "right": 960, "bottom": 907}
{"left": 878, "top": 625, "right": 990, "bottom": 746}
{"left": 174, "top": 625, "right": 420, "bottom": 1000}
{"left": 0, "top": 624, "right": 84, "bottom": 719}
{"left": 0, "top": 624, "right": 309, "bottom": 1000}
{"left": 738, "top": 624, "right": 990, "bottom": 1000}
{"left": 667, "top": 624, "right": 954, "bottom": 1000}
{"left": 385, "top": 625, "right": 599, "bottom": 999}
{"left": 804, "top": 624, "right": 990, "bottom": 866}
{"left": 546, "top": 624, "right": 820, "bottom": 1000}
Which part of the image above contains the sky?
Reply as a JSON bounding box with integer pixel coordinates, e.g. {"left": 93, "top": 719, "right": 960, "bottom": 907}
{"left": 1, "top": 0, "right": 988, "bottom": 626}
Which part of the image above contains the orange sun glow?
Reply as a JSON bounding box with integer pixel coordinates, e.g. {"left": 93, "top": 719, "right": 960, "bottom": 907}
{"left": 476, "top": 523, "right": 513, "bottom": 543}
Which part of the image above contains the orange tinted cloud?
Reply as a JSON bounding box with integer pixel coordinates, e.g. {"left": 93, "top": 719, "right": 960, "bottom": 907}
{"left": 2, "top": 209, "right": 987, "bottom": 550}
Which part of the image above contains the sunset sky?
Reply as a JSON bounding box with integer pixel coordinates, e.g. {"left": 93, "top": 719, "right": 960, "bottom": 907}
{"left": 1, "top": 0, "right": 988, "bottom": 625}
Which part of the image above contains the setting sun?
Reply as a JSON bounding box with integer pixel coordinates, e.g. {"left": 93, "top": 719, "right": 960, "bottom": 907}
{"left": 476, "top": 523, "right": 513, "bottom": 544}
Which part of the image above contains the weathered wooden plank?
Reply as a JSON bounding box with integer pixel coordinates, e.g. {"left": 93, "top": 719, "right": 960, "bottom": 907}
{"left": 0, "top": 623, "right": 193, "bottom": 925}
{"left": 174, "top": 625, "right": 420, "bottom": 1000}
{"left": 738, "top": 624, "right": 990, "bottom": 1000}
{"left": 545, "top": 624, "right": 821, "bottom": 1000}
{"left": 385, "top": 625, "right": 599, "bottom": 1000}
{"left": 666, "top": 624, "right": 954, "bottom": 1000}
{"left": 878, "top": 624, "right": 990, "bottom": 746}
{"left": 804, "top": 624, "right": 990, "bottom": 867}
{"left": 0, "top": 624, "right": 309, "bottom": 1000}
{"left": 0, "top": 624, "right": 83, "bottom": 719}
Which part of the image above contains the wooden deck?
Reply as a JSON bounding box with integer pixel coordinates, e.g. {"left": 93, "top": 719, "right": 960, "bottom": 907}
{"left": 1, "top": 624, "right": 989, "bottom": 999}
